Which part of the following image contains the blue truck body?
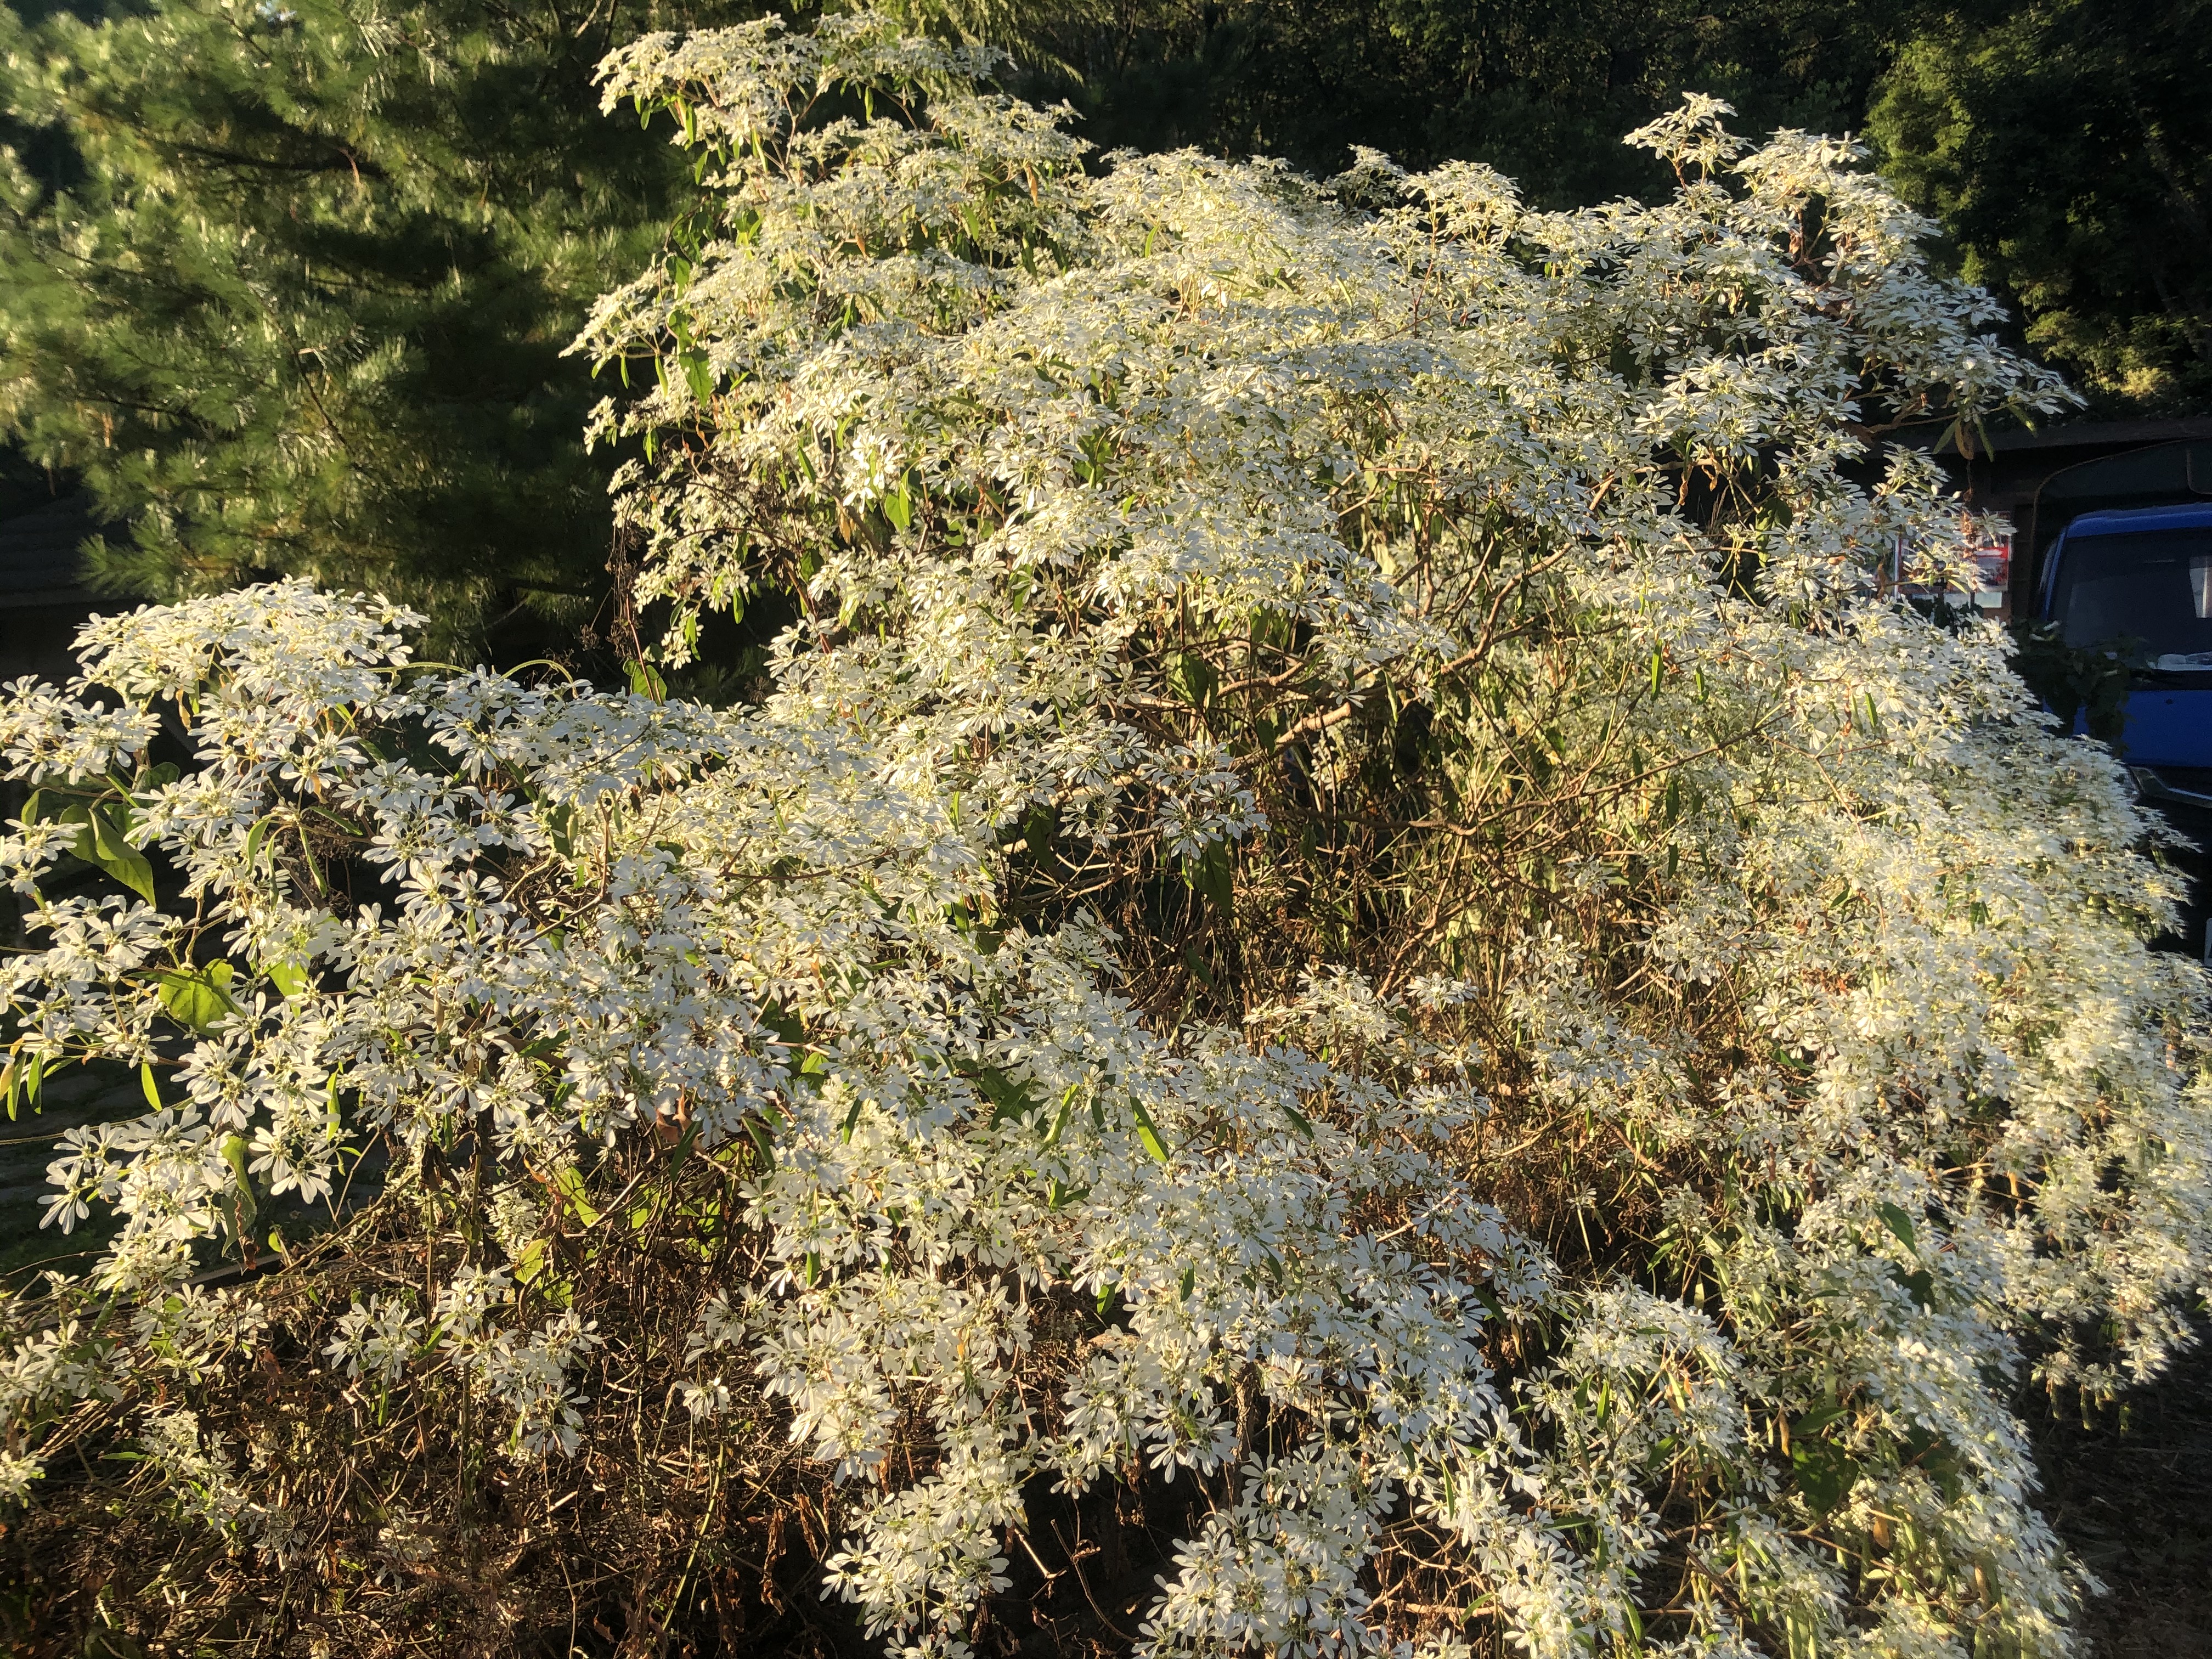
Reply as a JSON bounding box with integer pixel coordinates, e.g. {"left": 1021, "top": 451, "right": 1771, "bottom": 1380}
{"left": 2037, "top": 501, "right": 2212, "bottom": 774}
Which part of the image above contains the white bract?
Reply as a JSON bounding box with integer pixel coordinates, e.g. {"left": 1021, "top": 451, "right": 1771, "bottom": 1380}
{"left": 1, "top": 11, "right": 2205, "bottom": 1657}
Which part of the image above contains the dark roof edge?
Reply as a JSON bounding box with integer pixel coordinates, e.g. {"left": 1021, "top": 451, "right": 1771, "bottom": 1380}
{"left": 1967, "top": 417, "right": 2212, "bottom": 454}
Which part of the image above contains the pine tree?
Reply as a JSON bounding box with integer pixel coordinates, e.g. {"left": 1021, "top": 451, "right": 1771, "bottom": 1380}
{"left": 0, "top": 0, "right": 760, "bottom": 654}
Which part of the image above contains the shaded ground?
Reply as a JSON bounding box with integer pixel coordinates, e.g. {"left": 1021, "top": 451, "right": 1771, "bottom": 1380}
{"left": 2034, "top": 1333, "right": 2212, "bottom": 1657}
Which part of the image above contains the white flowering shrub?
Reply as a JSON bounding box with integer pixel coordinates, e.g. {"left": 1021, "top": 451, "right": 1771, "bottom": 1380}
{"left": 2, "top": 10, "right": 2207, "bottom": 1656}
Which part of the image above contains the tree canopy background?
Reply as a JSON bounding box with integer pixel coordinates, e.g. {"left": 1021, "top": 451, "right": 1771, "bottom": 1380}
{"left": 1040, "top": 1, "right": 1917, "bottom": 213}
{"left": 1867, "top": 0, "right": 2212, "bottom": 417}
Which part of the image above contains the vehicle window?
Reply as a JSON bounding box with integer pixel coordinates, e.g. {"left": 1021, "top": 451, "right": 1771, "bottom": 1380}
{"left": 2051, "top": 529, "right": 2212, "bottom": 668}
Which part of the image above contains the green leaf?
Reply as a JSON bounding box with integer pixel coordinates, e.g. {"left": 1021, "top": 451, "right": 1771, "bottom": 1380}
{"left": 545, "top": 802, "right": 575, "bottom": 859}
{"left": 1184, "top": 838, "right": 1234, "bottom": 918}
{"left": 1178, "top": 1266, "right": 1195, "bottom": 1302}
{"left": 1044, "top": 1085, "right": 1076, "bottom": 1147}
{"left": 1876, "top": 1201, "right": 1919, "bottom": 1256}
{"left": 1791, "top": 1438, "right": 1860, "bottom": 1514}
{"left": 81, "top": 808, "right": 155, "bottom": 904}
{"left": 961, "top": 1062, "right": 1040, "bottom": 1127}
{"left": 266, "top": 962, "right": 309, "bottom": 999}
{"left": 1894, "top": 1266, "right": 1937, "bottom": 1311}
{"left": 514, "top": 1237, "right": 551, "bottom": 1286}
{"left": 1129, "top": 1101, "right": 1172, "bottom": 1165}
{"left": 625, "top": 658, "right": 668, "bottom": 701}
{"left": 759, "top": 1001, "right": 806, "bottom": 1047}
{"left": 551, "top": 1165, "right": 600, "bottom": 1228}
{"left": 140, "top": 1062, "right": 162, "bottom": 1111}
{"left": 158, "top": 963, "right": 237, "bottom": 1035}
{"left": 882, "top": 479, "right": 912, "bottom": 532}
{"left": 295, "top": 823, "right": 327, "bottom": 895}
{"left": 1795, "top": 1397, "right": 1847, "bottom": 1435}
{"left": 669, "top": 1119, "right": 699, "bottom": 1170}
{"left": 678, "top": 346, "right": 714, "bottom": 404}
{"left": 218, "top": 1132, "right": 257, "bottom": 1220}
{"left": 1166, "top": 650, "right": 1217, "bottom": 709}
{"left": 1019, "top": 804, "right": 1056, "bottom": 859}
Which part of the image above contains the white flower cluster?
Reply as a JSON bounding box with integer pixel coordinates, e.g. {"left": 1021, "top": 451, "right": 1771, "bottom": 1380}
{"left": 1, "top": 9, "right": 2206, "bottom": 1657}
{"left": 137, "top": 1405, "right": 308, "bottom": 1565}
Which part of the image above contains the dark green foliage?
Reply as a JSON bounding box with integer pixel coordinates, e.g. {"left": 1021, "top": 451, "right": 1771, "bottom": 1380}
{"left": 1031, "top": 1, "right": 1915, "bottom": 208}
{"left": 0, "top": 0, "right": 761, "bottom": 655}
{"left": 1869, "top": 1, "right": 2212, "bottom": 416}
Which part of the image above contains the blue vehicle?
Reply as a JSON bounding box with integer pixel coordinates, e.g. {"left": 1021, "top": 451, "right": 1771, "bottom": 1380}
{"left": 2036, "top": 500, "right": 2212, "bottom": 955}
{"left": 2038, "top": 502, "right": 2212, "bottom": 779}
